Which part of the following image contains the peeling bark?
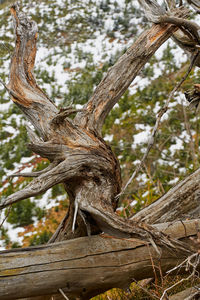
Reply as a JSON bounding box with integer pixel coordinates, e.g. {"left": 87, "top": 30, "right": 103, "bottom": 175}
{"left": 1, "top": 2, "right": 200, "bottom": 299}
{"left": 1, "top": 3, "right": 189, "bottom": 242}
{"left": 0, "top": 219, "right": 199, "bottom": 300}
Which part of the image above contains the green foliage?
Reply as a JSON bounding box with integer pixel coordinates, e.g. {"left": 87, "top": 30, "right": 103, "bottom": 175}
{"left": 6, "top": 199, "right": 44, "bottom": 227}
{"left": 0, "top": 227, "right": 10, "bottom": 246}
{"left": 65, "top": 63, "right": 105, "bottom": 105}
{"left": 29, "top": 230, "right": 53, "bottom": 246}
{"left": 51, "top": 184, "right": 66, "bottom": 198}
{"left": 0, "top": 0, "right": 200, "bottom": 253}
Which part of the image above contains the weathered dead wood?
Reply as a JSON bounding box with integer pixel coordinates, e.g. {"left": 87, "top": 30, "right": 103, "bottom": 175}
{"left": 131, "top": 167, "right": 200, "bottom": 224}
{"left": 0, "top": 4, "right": 191, "bottom": 244}
{"left": 0, "top": 219, "right": 199, "bottom": 300}
{"left": 75, "top": 17, "right": 187, "bottom": 133}
{"left": 1, "top": 3, "right": 200, "bottom": 300}
{"left": 8, "top": 3, "right": 58, "bottom": 141}
{"left": 169, "top": 286, "right": 200, "bottom": 299}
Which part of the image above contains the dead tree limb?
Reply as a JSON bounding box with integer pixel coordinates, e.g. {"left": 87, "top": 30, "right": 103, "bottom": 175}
{"left": 1, "top": 3, "right": 200, "bottom": 300}
{"left": 74, "top": 7, "right": 188, "bottom": 134}
{"left": 0, "top": 219, "right": 199, "bottom": 300}
{"left": 131, "top": 167, "right": 200, "bottom": 224}
{"left": 0, "top": 3, "right": 190, "bottom": 244}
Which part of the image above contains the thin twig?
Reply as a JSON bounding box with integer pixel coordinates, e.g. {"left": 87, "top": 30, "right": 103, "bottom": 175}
{"left": 116, "top": 52, "right": 199, "bottom": 200}
{"left": 58, "top": 288, "right": 69, "bottom": 300}
{"left": 0, "top": 42, "right": 12, "bottom": 55}
{"left": 160, "top": 253, "right": 200, "bottom": 299}
{"left": 147, "top": 243, "right": 160, "bottom": 297}
{"left": 0, "top": 206, "right": 12, "bottom": 229}
{"left": 161, "top": 266, "right": 197, "bottom": 300}
{"left": 132, "top": 279, "right": 159, "bottom": 299}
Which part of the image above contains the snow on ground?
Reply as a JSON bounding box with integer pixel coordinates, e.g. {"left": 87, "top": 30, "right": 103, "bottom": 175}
{"left": 0, "top": 0, "right": 196, "bottom": 248}
{"left": 132, "top": 125, "right": 152, "bottom": 148}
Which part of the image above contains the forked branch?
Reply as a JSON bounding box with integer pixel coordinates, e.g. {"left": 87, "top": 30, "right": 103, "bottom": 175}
{"left": 0, "top": 158, "right": 84, "bottom": 210}
{"left": 74, "top": 6, "right": 188, "bottom": 134}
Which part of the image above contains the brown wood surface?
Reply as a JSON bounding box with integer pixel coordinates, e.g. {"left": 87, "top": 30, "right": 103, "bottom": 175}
{"left": 0, "top": 219, "right": 199, "bottom": 300}
{"left": 0, "top": 2, "right": 199, "bottom": 300}
{"left": 132, "top": 167, "right": 200, "bottom": 224}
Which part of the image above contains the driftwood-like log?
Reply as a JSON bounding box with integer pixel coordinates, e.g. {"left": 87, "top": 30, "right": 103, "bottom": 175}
{"left": 0, "top": 219, "right": 199, "bottom": 300}
{"left": 1, "top": 2, "right": 200, "bottom": 299}
{"left": 131, "top": 168, "right": 200, "bottom": 224}
{"left": 1, "top": 3, "right": 190, "bottom": 244}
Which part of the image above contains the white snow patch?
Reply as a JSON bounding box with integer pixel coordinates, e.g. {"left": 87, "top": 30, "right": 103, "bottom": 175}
{"left": 169, "top": 138, "right": 184, "bottom": 155}
{"left": 104, "top": 134, "right": 113, "bottom": 142}
{"left": 132, "top": 125, "right": 152, "bottom": 148}
{"left": 168, "top": 177, "right": 179, "bottom": 185}
{"left": 130, "top": 200, "right": 137, "bottom": 206}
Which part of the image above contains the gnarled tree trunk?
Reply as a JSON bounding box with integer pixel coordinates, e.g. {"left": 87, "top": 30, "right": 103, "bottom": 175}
{"left": 1, "top": 1, "right": 200, "bottom": 299}
{"left": 0, "top": 3, "right": 188, "bottom": 242}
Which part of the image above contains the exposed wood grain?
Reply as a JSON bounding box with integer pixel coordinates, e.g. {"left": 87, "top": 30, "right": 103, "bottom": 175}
{"left": 74, "top": 6, "right": 188, "bottom": 134}
{"left": 75, "top": 23, "right": 178, "bottom": 134}
{"left": 2, "top": 3, "right": 192, "bottom": 245}
{"left": 131, "top": 168, "right": 200, "bottom": 224}
{"left": 1, "top": 4, "right": 200, "bottom": 300}
{"left": 0, "top": 219, "right": 199, "bottom": 300}
{"left": 8, "top": 3, "right": 58, "bottom": 141}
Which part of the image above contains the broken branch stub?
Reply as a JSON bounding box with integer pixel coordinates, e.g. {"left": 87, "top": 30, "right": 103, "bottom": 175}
{"left": 1, "top": 3, "right": 198, "bottom": 249}
{"left": 1, "top": 3, "right": 200, "bottom": 299}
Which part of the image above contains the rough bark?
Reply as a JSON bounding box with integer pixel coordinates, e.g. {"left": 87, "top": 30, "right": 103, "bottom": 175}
{"left": 74, "top": 7, "right": 188, "bottom": 133}
{"left": 1, "top": 2, "right": 200, "bottom": 299}
{"left": 0, "top": 219, "right": 199, "bottom": 300}
{"left": 131, "top": 167, "right": 200, "bottom": 224}
{"left": 0, "top": 3, "right": 189, "bottom": 244}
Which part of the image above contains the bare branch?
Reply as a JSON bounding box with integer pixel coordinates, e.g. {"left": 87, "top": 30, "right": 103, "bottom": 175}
{"left": 159, "top": 15, "right": 200, "bottom": 43}
{"left": 74, "top": 7, "right": 188, "bottom": 134}
{"left": 161, "top": 253, "right": 200, "bottom": 300}
{"left": 27, "top": 142, "right": 65, "bottom": 161}
{"left": 50, "top": 107, "right": 85, "bottom": 126}
{"left": 187, "top": 0, "right": 200, "bottom": 14}
{"left": 117, "top": 53, "right": 198, "bottom": 200}
{"left": 58, "top": 289, "right": 69, "bottom": 300}
{"left": 1, "top": 153, "right": 115, "bottom": 210}
{"left": 138, "top": 0, "right": 166, "bottom": 23}
{"left": 0, "top": 159, "right": 78, "bottom": 210}
{"left": 131, "top": 166, "right": 200, "bottom": 224}
{"left": 0, "top": 79, "right": 19, "bottom": 99}
{"left": 9, "top": 162, "right": 57, "bottom": 178}
{"left": 8, "top": 3, "right": 58, "bottom": 140}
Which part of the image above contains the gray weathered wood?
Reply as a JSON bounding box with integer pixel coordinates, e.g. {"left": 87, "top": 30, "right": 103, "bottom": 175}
{"left": 0, "top": 219, "right": 198, "bottom": 300}
{"left": 131, "top": 168, "right": 200, "bottom": 224}
{"left": 74, "top": 10, "right": 187, "bottom": 133}
{"left": 1, "top": 3, "right": 200, "bottom": 300}
{"left": 1, "top": 4, "right": 190, "bottom": 244}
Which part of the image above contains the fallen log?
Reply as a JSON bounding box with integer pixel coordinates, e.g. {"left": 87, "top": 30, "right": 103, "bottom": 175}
{"left": 0, "top": 219, "right": 199, "bottom": 300}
